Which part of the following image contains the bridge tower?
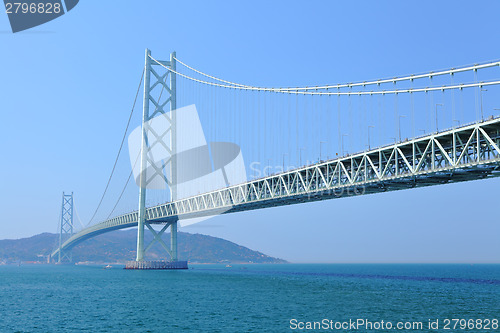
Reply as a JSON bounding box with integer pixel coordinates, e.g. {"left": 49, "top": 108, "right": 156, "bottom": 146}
{"left": 134, "top": 49, "right": 181, "bottom": 266}
{"left": 58, "top": 192, "right": 74, "bottom": 263}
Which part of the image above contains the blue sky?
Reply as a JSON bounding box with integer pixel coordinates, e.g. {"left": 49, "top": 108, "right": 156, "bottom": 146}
{"left": 0, "top": 0, "right": 499, "bottom": 263}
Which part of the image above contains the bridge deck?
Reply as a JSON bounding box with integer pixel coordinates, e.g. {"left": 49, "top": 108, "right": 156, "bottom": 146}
{"left": 52, "top": 117, "right": 500, "bottom": 258}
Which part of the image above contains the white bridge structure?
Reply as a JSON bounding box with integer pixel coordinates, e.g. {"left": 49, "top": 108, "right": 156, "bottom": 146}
{"left": 51, "top": 51, "right": 500, "bottom": 265}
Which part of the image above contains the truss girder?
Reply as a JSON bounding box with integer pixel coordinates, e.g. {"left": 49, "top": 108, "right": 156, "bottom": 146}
{"left": 53, "top": 118, "right": 500, "bottom": 258}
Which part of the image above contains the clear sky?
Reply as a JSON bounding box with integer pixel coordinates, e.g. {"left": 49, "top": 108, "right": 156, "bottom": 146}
{"left": 0, "top": 0, "right": 499, "bottom": 263}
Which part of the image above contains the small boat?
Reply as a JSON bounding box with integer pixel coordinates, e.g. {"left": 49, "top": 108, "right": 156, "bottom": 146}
{"left": 225, "top": 264, "right": 232, "bottom": 268}
{"left": 104, "top": 265, "right": 112, "bottom": 269}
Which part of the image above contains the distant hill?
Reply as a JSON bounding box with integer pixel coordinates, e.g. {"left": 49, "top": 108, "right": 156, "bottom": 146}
{"left": 0, "top": 229, "right": 287, "bottom": 264}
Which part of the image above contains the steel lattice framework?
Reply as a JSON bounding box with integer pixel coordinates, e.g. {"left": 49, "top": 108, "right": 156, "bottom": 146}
{"left": 51, "top": 117, "right": 500, "bottom": 259}
{"left": 57, "top": 192, "right": 74, "bottom": 263}
{"left": 135, "top": 49, "right": 178, "bottom": 262}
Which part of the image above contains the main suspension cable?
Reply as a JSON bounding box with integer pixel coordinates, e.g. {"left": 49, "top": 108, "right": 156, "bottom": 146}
{"left": 173, "top": 56, "right": 250, "bottom": 88}
{"left": 172, "top": 55, "right": 500, "bottom": 92}
{"left": 87, "top": 67, "right": 145, "bottom": 226}
{"left": 105, "top": 151, "right": 140, "bottom": 220}
{"left": 151, "top": 55, "right": 500, "bottom": 96}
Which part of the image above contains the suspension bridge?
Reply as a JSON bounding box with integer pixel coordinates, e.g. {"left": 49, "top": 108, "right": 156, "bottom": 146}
{"left": 51, "top": 50, "right": 500, "bottom": 267}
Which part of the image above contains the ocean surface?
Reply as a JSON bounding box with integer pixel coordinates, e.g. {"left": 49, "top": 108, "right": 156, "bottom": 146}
{"left": 0, "top": 264, "right": 498, "bottom": 332}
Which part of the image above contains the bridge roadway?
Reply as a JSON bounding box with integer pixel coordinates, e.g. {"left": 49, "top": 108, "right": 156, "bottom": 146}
{"left": 52, "top": 117, "right": 500, "bottom": 258}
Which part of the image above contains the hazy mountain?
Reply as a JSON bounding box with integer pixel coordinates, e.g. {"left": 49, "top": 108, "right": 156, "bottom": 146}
{"left": 0, "top": 229, "right": 287, "bottom": 264}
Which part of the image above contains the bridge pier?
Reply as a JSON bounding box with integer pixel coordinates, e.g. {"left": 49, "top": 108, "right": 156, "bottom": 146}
{"left": 125, "top": 260, "right": 187, "bottom": 270}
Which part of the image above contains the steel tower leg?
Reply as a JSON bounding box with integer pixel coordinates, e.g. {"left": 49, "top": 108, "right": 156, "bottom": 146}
{"left": 171, "top": 219, "right": 177, "bottom": 261}
{"left": 170, "top": 51, "right": 178, "bottom": 261}
{"left": 136, "top": 49, "right": 151, "bottom": 261}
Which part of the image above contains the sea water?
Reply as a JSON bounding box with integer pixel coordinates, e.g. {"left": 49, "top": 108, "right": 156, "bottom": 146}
{"left": 0, "top": 264, "right": 498, "bottom": 332}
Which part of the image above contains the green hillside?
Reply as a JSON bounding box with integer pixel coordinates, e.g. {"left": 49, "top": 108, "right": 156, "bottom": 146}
{"left": 0, "top": 230, "right": 287, "bottom": 264}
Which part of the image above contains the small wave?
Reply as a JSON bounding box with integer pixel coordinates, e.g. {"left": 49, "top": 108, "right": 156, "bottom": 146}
{"left": 196, "top": 267, "right": 500, "bottom": 285}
